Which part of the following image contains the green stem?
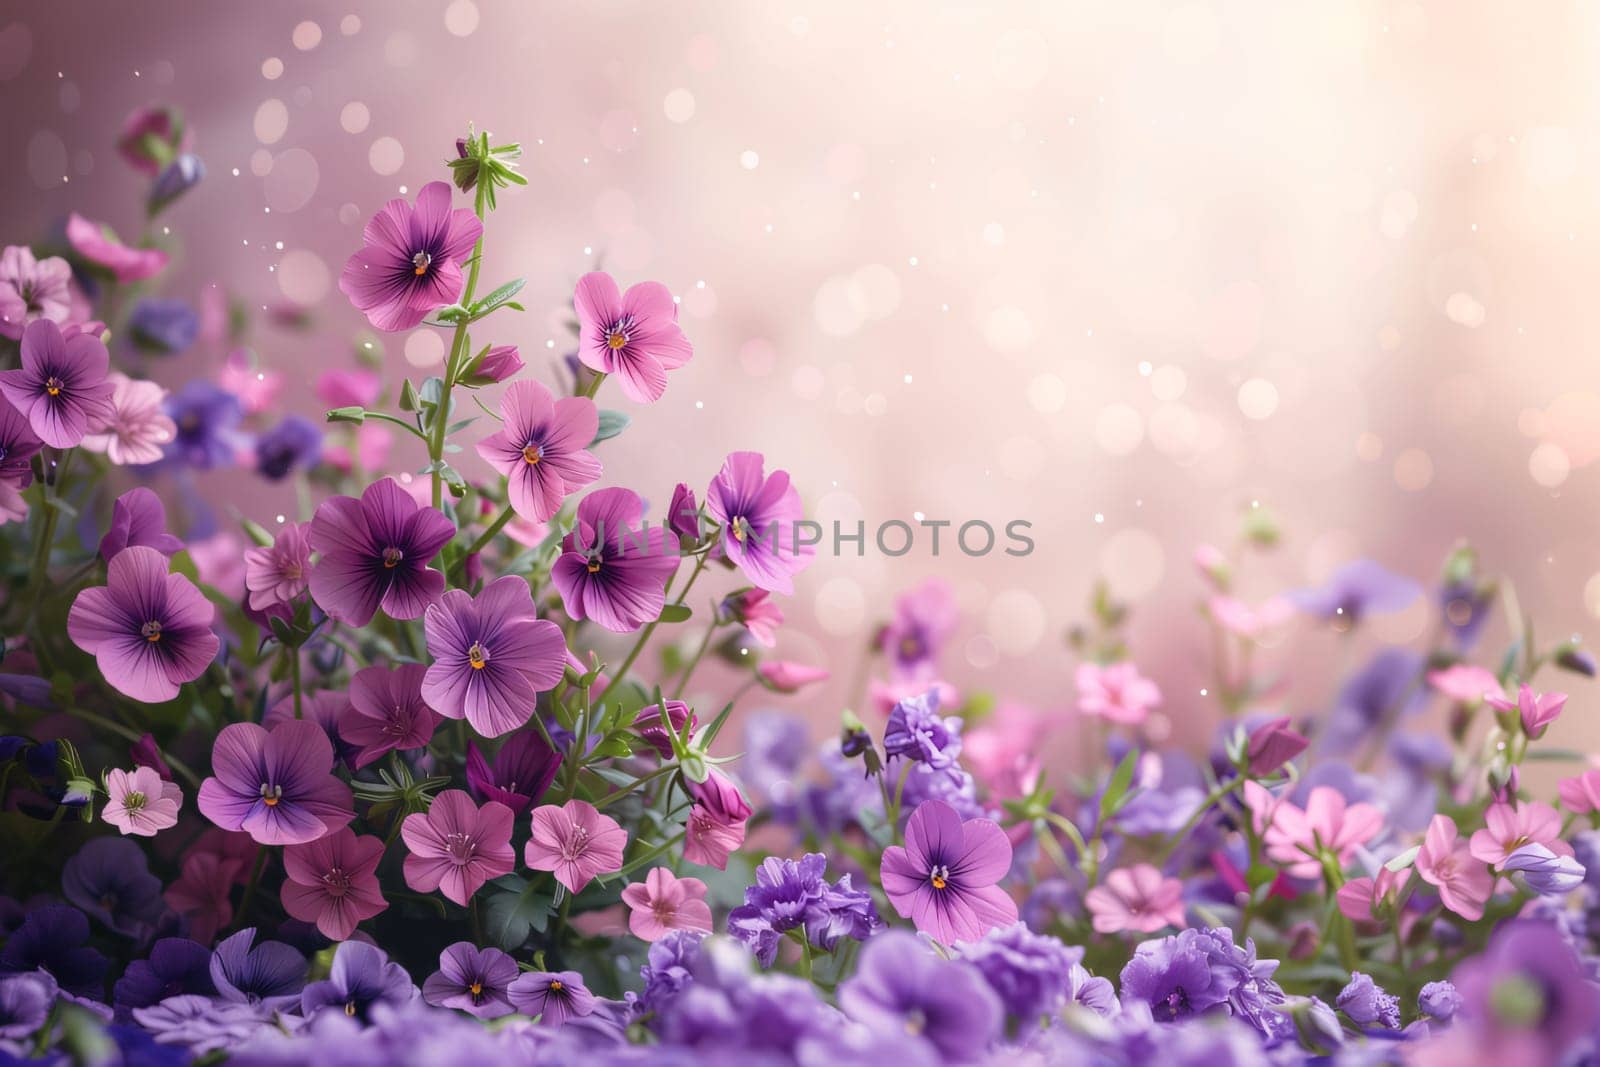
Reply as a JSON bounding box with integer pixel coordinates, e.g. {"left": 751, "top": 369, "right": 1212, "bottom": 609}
{"left": 671, "top": 620, "right": 719, "bottom": 699}
{"left": 235, "top": 847, "right": 270, "bottom": 931}
{"left": 431, "top": 181, "right": 489, "bottom": 511}
{"left": 59, "top": 705, "right": 201, "bottom": 790}
{"left": 290, "top": 650, "right": 303, "bottom": 720}
{"left": 24, "top": 449, "right": 74, "bottom": 622}
{"left": 449, "top": 502, "right": 516, "bottom": 582}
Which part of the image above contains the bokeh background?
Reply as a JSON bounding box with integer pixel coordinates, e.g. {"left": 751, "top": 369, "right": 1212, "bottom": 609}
{"left": 4, "top": 1, "right": 1598, "bottom": 754}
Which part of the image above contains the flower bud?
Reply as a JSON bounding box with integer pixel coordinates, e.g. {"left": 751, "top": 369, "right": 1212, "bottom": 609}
{"left": 148, "top": 153, "right": 205, "bottom": 215}
{"left": 1246, "top": 716, "right": 1308, "bottom": 777}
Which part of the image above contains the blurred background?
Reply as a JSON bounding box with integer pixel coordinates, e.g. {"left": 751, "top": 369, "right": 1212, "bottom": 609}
{"left": 4, "top": 1, "right": 1598, "bottom": 755}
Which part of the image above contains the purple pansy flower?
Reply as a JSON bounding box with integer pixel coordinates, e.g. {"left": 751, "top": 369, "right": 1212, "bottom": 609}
{"left": 210, "top": 928, "right": 306, "bottom": 1011}
{"left": 339, "top": 181, "right": 483, "bottom": 332}
{"left": 68, "top": 546, "right": 220, "bottom": 703}
{"left": 465, "top": 731, "right": 561, "bottom": 815}
{"left": 113, "top": 938, "right": 216, "bottom": 1018}
{"left": 309, "top": 477, "right": 455, "bottom": 626}
{"left": 0, "top": 971, "right": 56, "bottom": 1040}
{"left": 474, "top": 379, "right": 601, "bottom": 523}
{"left": 0, "top": 319, "right": 115, "bottom": 448}
{"left": 0, "top": 397, "right": 43, "bottom": 497}
{"left": 62, "top": 837, "right": 166, "bottom": 936}
{"left": 99, "top": 487, "right": 185, "bottom": 561}
{"left": 161, "top": 380, "right": 243, "bottom": 470}
{"left": 300, "top": 941, "right": 417, "bottom": 1023}
{"left": 196, "top": 720, "right": 355, "bottom": 846}
{"left": 838, "top": 929, "right": 1003, "bottom": 1063}
{"left": 422, "top": 942, "right": 518, "bottom": 1019}
{"left": 705, "top": 451, "right": 813, "bottom": 595}
{"left": 727, "top": 853, "right": 829, "bottom": 967}
{"left": 880, "top": 798, "right": 1018, "bottom": 944}
{"left": 127, "top": 297, "right": 199, "bottom": 354}
{"left": 254, "top": 414, "right": 323, "bottom": 480}
{"left": 0, "top": 905, "right": 108, "bottom": 997}
{"left": 507, "top": 970, "right": 596, "bottom": 1027}
{"left": 421, "top": 575, "right": 567, "bottom": 737}
{"left": 955, "top": 922, "right": 1082, "bottom": 1032}
{"left": 573, "top": 271, "right": 693, "bottom": 404}
{"left": 551, "top": 487, "right": 678, "bottom": 634}
{"left": 339, "top": 663, "right": 441, "bottom": 769}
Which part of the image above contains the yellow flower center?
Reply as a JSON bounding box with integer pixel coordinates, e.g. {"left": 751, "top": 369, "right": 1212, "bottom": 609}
{"left": 586, "top": 559, "right": 602, "bottom": 574}
{"left": 468, "top": 642, "right": 489, "bottom": 670}
{"left": 412, "top": 251, "right": 431, "bottom": 276}
{"left": 521, "top": 444, "right": 541, "bottom": 465}
{"left": 142, "top": 621, "right": 163, "bottom": 643}
{"left": 929, "top": 864, "right": 951, "bottom": 891}
{"left": 382, "top": 546, "right": 403, "bottom": 569}
{"left": 606, "top": 331, "right": 627, "bottom": 350}
{"left": 45, "top": 377, "right": 64, "bottom": 397}
{"left": 549, "top": 979, "right": 564, "bottom": 992}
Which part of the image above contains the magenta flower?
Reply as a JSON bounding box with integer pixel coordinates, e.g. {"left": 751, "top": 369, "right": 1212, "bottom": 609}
{"left": 1486, "top": 683, "right": 1568, "bottom": 738}
{"left": 281, "top": 828, "right": 388, "bottom": 940}
{"left": 66, "top": 213, "right": 170, "bottom": 282}
{"left": 164, "top": 851, "right": 240, "bottom": 945}
{"left": 339, "top": 663, "right": 441, "bottom": 769}
{"left": 551, "top": 487, "right": 678, "bottom": 633}
{"left": 1075, "top": 661, "right": 1162, "bottom": 726}
{"left": 401, "top": 789, "right": 515, "bottom": 906}
{"left": 464, "top": 344, "right": 523, "bottom": 385}
{"left": 525, "top": 799, "right": 627, "bottom": 893}
{"left": 102, "top": 767, "right": 183, "bottom": 838}
{"left": 421, "top": 575, "right": 567, "bottom": 737}
{"left": 1426, "top": 664, "right": 1504, "bottom": 705}
{"left": 0, "top": 319, "right": 115, "bottom": 448}
{"left": 465, "top": 732, "right": 561, "bottom": 815}
{"left": 339, "top": 181, "right": 482, "bottom": 332}
{"left": 683, "top": 769, "right": 751, "bottom": 870}
{"left": 474, "top": 379, "right": 601, "bottom": 523}
{"left": 115, "top": 105, "right": 191, "bottom": 175}
{"left": 308, "top": 478, "right": 455, "bottom": 626}
{"left": 632, "top": 701, "right": 695, "bottom": 759}
{"left": 1416, "top": 813, "right": 1493, "bottom": 921}
{"left": 880, "top": 798, "right": 1018, "bottom": 944}
{"left": 1468, "top": 800, "right": 1572, "bottom": 866}
{"left": 196, "top": 720, "right": 354, "bottom": 845}
{"left": 1245, "top": 716, "right": 1309, "bottom": 776}
{"left": 0, "top": 398, "right": 42, "bottom": 490}
{"left": 1084, "top": 863, "right": 1186, "bottom": 934}
{"left": 506, "top": 970, "right": 595, "bottom": 1027}
{"left": 314, "top": 368, "right": 382, "bottom": 410}
{"left": 620, "top": 867, "right": 712, "bottom": 942}
{"left": 79, "top": 373, "right": 175, "bottom": 466}
{"left": 67, "top": 546, "right": 219, "bottom": 703}
{"left": 758, "top": 660, "right": 830, "bottom": 693}
{"left": 243, "top": 522, "right": 312, "bottom": 612}
{"left": 1335, "top": 864, "right": 1403, "bottom": 924}
{"left": 573, "top": 271, "right": 692, "bottom": 403}
{"left": 720, "top": 588, "right": 782, "bottom": 647}
{"left": 1260, "top": 785, "right": 1383, "bottom": 879}
{"left": 0, "top": 246, "right": 77, "bottom": 340}
{"left": 98, "top": 487, "right": 184, "bottom": 561}
{"left": 705, "top": 451, "right": 813, "bottom": 595}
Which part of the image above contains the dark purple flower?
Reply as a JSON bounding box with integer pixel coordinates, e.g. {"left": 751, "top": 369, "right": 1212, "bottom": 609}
{"left": 667, "top": 482, "right": 700, "bottom": 543}
{"left": 464, "top": 730, "right": 561, "bottom": 815}
{"left": 1337, "top": 971, "right": 1400, "bottom": 1030}
{"left": 0, "top": 319, "right": 115, "bottom": 448}
{"left": 308, "top": 477, "right": 454, "bottom": 626}
{"left": 113, "top": 937, "right": 216, "bottom": 1018}
{"left": 507, "top": 970, "right": 595, "bottom": 1027}
{"left": 300, "top": 941, "right": 416, "bottom": 1023}
{"left": 128, "top": 298, "right": 200, "bottom": 355}
{"left": 160, "top": 380, "right": 243, "bottom": 470}
{"left": 0, "top": 397, "right": 42, "bottom": 491}
{"left": 63, "top": 837, "right": 166, "bottom": 936}
{"left": 705, "top": 450, "right": 812, "bottom": 595}
{"left": 99, "top": 486, "right": 185, "bottom": 560}
{"left": 0, "top": 971, "right": 56, "bottom": 1040}
{"left": 148, "top": 153, "right": 205, "bottom": 215}
{"left": 210, "top": 928, "right": 306, "bottom": 1011}
{"left": 1288, "top": 559, "right": 1420, "bottom": 626}
{"left": 254, "top": 415, "right": 323, "bottom": 480}
{"left": 551, "top": 487, "right": 678, "bottom": 633}
{"left": 883, "top": 688, "right": 962, "bottom": 770}
{"left": 727, "top": 853, "right": 830, "bottom": 967}
{"left": 422, "top": 942, "right": 518, "bottom": 1019}
{"left": 1245, "top": 716, "right": 1308, "bottom": 776}
{"left": 196, "top": 720, "right": 355, "bottom": 846}
{"left": 339, "top": 181, "right": 483, "bottom": 332}
{"left": 955, "top": 921, "right": 1081, "bottom": 1032}
{"left": 632, "top": 700, "right": 695, "bottom": 759}
{"left": 0, "top": 905, "right": 108, "bottom": 997}
{"left": 838, "top": 929, "right": 1003, "bottom": 1062}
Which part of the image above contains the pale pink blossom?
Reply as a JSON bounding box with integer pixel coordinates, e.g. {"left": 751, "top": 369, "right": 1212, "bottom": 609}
{"left": 1415, "top": 814, "right": 1493, "bottom": 921}
{"left": 217, "top": 350, "right": 283, "bottom": 415}
{"left": 1208, "top": 595, "right": 1292, "bottom": 638}
{"left": 1334, "top": 862, "right": 1404, "bottom": 924}
{"left": 757, "top": 660, "right": 829, "bottom": 693}
{"left": 102, "top": 766, "right": 183, "bottom": 837}
{"left": 243, "top": 523, "right": 312, "bottom": 612}
{"left": 79, "top": 373, "right": 176, "bottom": 466}
{"left": 619, "top": 867, "right": 713, "bottom": 942}
{"left": 1486, "top": 683, "right": 1567, "bottom": 738}
{"left": 1558, "top": 768, "right": 1600, "bottom": 814}
{"left": 1075, "top": 661, "right": 1162, "bottom": 726}
{"left": 1467, "top": 801, "right": 1572, "bottom": 866}
{"left": 524, "top": 800, "right": 627, "bottom": 894}
{"left": 66, "top": 213, "right": 170, "bottom": 282}
{"left": 1085, "top": 863, "right": 1186, "bottom": 933}
{"left": 1260, "top": 785, "right": 1384, "bottom": 879}
{"left": 1426, "top": 664, "right": 1504, "bottom": 705}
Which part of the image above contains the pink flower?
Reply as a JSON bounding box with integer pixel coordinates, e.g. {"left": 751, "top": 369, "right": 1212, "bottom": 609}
{"left": 0, "top": 246, "right": 78, "bottom": 340}
{"left": 619, "top": 867, "right": 713, "bottom": 941}
{"left": 757, "top": 660, "right": 829, "bottom": 693}
{"left": 1486, "top": 683, "right": 1567, "bottom": 738}
{"left": 1245, "top": 717, "right": 1308, "bottom": 777}
{"left": 1085, "top": 863, "right": 1186, "bottom": 934}
{"left": 164, "top": 851, "right": 242, "bottom": 944}
{"left": 1075, "top": 661, "right": 1161, "bottom": 726}
{"left": 282, "top": 828, "right": 389, "bottom": 940}
{"left": 463, "top": 344, "right": 523, "bottom": 385}
{"left": 1207, "top": 596, "right": 1292, "bottom": 638}
{"left": 1335, "top": 863, "right": 1403, "bottom": 924}
{"left": 340, "top": 182, "right": 482, "bottom": 332}
{"left": 1468, "top": 801, "right": 1572, "bottom": 866}
{"left": 525, "top": 799, "right": 627, "bottom": 893}
{"left": 720, "top": 589, "right": 783, "bottom": 647}
{"left": 217, "top": 350, "right": 282, "bottom": 415}
{"left": 474, "top": 379, "right": 601, "bottom": 523}
{"left": 340, "top": 663, "right": 441, "bottom": 770}
{"left": 682, "top": 769, "right": 751, "bottom": 870}
{"left": 1260, "top": 786, "right": 1383, "bottom": 879}
{"left": 243, "top": 522, "right": 312, "bottom": 612}
{"left": 573, "top": 271, "right": 693, "bottom": 403}
{"left": 66, "top": 214, "right": 169, "bottom": 282}
{"left": 101, "top": 766, "right": 182, "bottom": 837}
{"left": 1193, "top": 543, "right": 1229, "bottom": 586}
{"left": 402, "top": 790, "right": 515, "bottom": 906}
{"left": 1426, "top": 664, "right": 1504, "bottom": 705}
{"left": 315, "top": 369, "right": 382, "bottom": 410}
{"left": 1558, "top": 768, "right": 1600, "bottom": 814}
{"left": 79, "top": 373, "right": 176, "bottom": 466}
{"left": 1415, "top": 814, "right": 1493, "bottom": 921}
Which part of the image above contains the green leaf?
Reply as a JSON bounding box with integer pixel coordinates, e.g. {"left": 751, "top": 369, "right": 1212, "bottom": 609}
{"left": 1098, "top": 751, "right": 1139, "bottom": 821}
{"left": 657, "top": 603, "right": 692, "bottom": 624}
{"left": 483, "top": 875, "right": 551, "bottom": 950}
{"left": 399, "top": 380, "right": 420, "bottom": 412}
{"left": 473, "top": 277, "right": 527, "bottom": 315}
{"left": 590, "top": 410, "right": 631, "bottom": 446}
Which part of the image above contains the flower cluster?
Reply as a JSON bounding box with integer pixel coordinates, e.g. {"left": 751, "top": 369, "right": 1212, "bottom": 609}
{"left": 3, "top": 110, "right": 1600, "bottom": 1067}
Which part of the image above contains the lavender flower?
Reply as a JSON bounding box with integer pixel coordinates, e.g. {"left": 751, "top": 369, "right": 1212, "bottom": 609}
{"left": 0, "top": 319, "right": 115, "bottom": 448}
{"left": 1418, "top": 981, "right": 1462, "bottom": 1023}
{"left": 883, "top": 688, "right": 963, "bottom": 769}
{"left": 300, "top": 941, "right": 416, "bottom": 1023}
{"left": 956, "top": 922, "right": 1082, "bottom": 1032}
{"left": 128, "top": 298, "right": 199, "bottom": 354}
{"left": 161, "top": 380, "right": 244, "bottom": 470}
{"left": 507, "top": 971, "right": 595, "bottom": 1027}
{"left": 421, "top": 576, "right": 567, "bottom": 737}
{"left": 1288, "top": 559, "right": 1421, "bottom": 626}
{"left": 210, "top": 928, "right": 306, "bottom": 1011}
{"left": 1338, "top": 971, "right": 1400, "bottom": 1030}
{"left": 1502, "top": 843, "right": 1586, "bottom": 895}
{"left": 422, "top": 942, "right": 518, "bottom": 1019}
{"left": 254, "top": 415, "right": 323, "bottom": 480}
{"left": 727, "top": 853, "right": 829, "bottom": 966}
{"left": 838, "top": 929, "right": 1003, "bottom": 1062}
{"left": 0, "top": 971, "right": 56, "bottom": 1040}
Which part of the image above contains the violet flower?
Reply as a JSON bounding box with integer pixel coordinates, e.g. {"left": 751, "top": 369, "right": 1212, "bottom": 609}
{"left": 879, "top": 579, "right": 959, "bottom": 678}
{"left": 300, "top": 941, "right": 416, "bottom": 1023}
{"left": 210, "top": 928, "right": 306, "bottom": 1011}
{"left": 573, "top": 271, "right": 693, "bottom": 403}
{"left": 160, "top": 381, "right": 242, "bottom": 470}
{"left": 705, "top": 451, "right": 813, "bottom": 595}
{"left": 0, "top": 397, "right": 43, "bottom": 498}
{"left": 1501, "top": 844, "right": 1586, "bottom": 895}
{"left": 726, "top": 853, "right": 829, "bottom": 966}
{"left": 308, "top": 477, "right": 455, "bottom": 626}
{"left": 127, "top": 298, "right": 199, "bottom": 355}
{"left": 281, "top": 828, "right": 388, "bottom": 941}
{"left": 112, "top": 938, "right": 216, "bottom": 1018}
{"left": 551, "top": 486, "right": 678, "bottom": 633}
{"left": 0, "top": 319, "right": 115, "bottom": 448}
{"left": 1450, "top": 920, "right": 1598, "bottom": 1065}
{"left": 339, "top": 663, "right": 440, "bottom": 769}
{"left": 0, "top": 905, "right": 108, "bottom": 997}
{"left": 98, "top": 487, "right": 185, "bottom": 561}
{"left": 62, "top": 837, "right": 166, "bottom": 936}
{"left": 954, "top": 922, "right": 1081, "bottom": 1034}
{"left": 507, "top": 970, "right": 595, "bottom": 1027}
{"left": 423, "top": 942, "right": 518, "bottom": 1019}
{"left": 880, "top": 798, "right": 1018, "bottom": 943}
{"left": 1337, "top": 971, "right": 1401, "bottom": 1029}
{"left": 421, "top": 575, "right": 567, "bottom": 737}
{"left": 0, "top": 972, "right": 56, "bottom": 1040}
{"left": 400, "top": 789, "right": 515, "bottom": 906}
{"left": 339, "top": 181, "right": 483, "bottom": 332}
{"left": 196, "top": 720, "right": 354, "bottom": 846}
{"left": 0, "top": 246, "right": 76, "bottom": 340}
{"left": 838, "top": 929, "right": 1003, "bottom": 1063}
{"left": 883, "top": 688, "right": 963, "bottom": 770}
{"left": 464, "top": 731, "right": 561, "bottom": 815}
{"left": 474, "top": 379, "right": 601, "bottom": 523}
{"left": 1288, "top": 558, "right": 1420, "bottom": 626}
{"left": 632, "top": 700, "right": 695, "bottom": 759}
{"left": 254, "top": 414, "right": 323, "bottom": 480}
